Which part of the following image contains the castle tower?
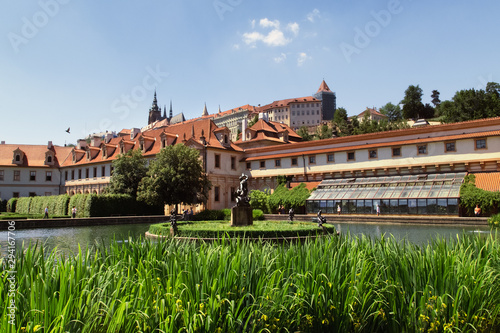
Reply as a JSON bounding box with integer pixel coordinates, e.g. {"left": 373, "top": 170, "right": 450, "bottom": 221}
{"left": 202, "top": 103, "right": 208, "bottom": 117}
{"left": 313, "top": 80, "right": 337, "bottom": 121}
{"left": 148, "top": 90, "right": 163, "bottom": 125}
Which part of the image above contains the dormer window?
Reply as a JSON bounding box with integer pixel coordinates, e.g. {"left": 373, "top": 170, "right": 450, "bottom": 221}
{"left": 47, "top": 156, "right": 52, "bottom": 163}
{"left": 44, "top": 151, "right": 55, "bottom": 166}
{"left": 161, "top": 138, "right": 166, "bottom": 148}
{"left": 12, "top": 148, "right": 24, "bottom": 164}
{"left": 102, "top": 146, "right": 107, "bottom": 159}
{"left": 139, "top": 139, "right": 144, "bottom": 151}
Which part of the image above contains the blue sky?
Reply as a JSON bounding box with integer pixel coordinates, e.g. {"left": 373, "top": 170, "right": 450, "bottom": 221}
{"left": 1, "top": 0, "right": 499, "bottom": 145}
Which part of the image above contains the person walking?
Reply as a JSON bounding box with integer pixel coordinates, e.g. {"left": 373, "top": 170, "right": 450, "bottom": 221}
{"left": 376, "top": 204, "right": 380, "bottom": 216}
{"left": 337, "top": 204, "right": 341, "bottom": 215}
{"left": 43, "top": 206, "right": 49, "bottom": 219}
{"left": 71, "top": 206, "right": 77, "bottom": 218}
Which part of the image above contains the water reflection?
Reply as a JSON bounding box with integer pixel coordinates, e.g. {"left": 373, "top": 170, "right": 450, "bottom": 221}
{"left": 0, "top": 222, "right": 494, "bottom": 257}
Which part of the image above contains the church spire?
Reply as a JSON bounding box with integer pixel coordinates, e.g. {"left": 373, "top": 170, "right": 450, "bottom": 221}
{"left": 202, "top": 103, "right": 208, "bottom": 117}
{"left": 163, "top": 105, "right": 166, "bottom": 119}
{"left": 169, "top": 100, "right": 173, "bottom": 119}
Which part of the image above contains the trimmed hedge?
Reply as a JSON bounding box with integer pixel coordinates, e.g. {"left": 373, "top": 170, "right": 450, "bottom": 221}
{"left": 6, "top": 198, "right": 17, "bottom": 213}
{"left": 149, "top": 220, "right": 336, "bottom": 239}
{"left": 15, "top": 195, "right": 70, "bottom": 216}
{"left": 0, "top": 199, "right": 6, "bottom": 212}
{"left": 193, "top": 209, "right": 265, "bottom": 221}
{"left": 69, "top": 193, "right": 163, "bottom": 217}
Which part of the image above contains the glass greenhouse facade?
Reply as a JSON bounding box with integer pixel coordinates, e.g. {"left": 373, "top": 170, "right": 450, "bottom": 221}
{"left": 306, "top": 172, "right": 466, "bottom": 216}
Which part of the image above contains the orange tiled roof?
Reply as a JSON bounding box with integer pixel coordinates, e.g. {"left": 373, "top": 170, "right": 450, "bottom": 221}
{"left": 316, "top": 80, "right": 332, "bottom": 93}
{"left": 472, "top": 172, "right": 500, "bottom": 192}
{"left": 0, "top": 144, "right": 72, "bottom": 168}
{"left": 290, "top": 181, "right": 321, "bottom": 190}
{"left": 357, "top": 108, "right": 387, "bottom": 118}
{"left": 244, "top": 129, "right": 500, "bottom": 161}
{"left": 261, "top": 96, "right": 319, "bottom": 111}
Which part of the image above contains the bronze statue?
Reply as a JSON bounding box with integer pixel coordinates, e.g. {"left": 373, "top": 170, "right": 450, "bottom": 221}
{"left": 235, "top": 173, "right": 250, "bottom": 206}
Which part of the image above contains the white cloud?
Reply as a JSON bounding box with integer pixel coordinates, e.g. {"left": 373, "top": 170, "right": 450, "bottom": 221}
{"left": 259, "top": 18, "right": 280, "bottom": 29}
{"left": 242, "top": 18, "right": 296, "bottom": 48}
{"left": 263, "top": 29, "right": 291, "bottom": 46}
{"left": 287, "top": 22, "right": 300, "bottom": 36}
{"left": 242, "top": 31, "right": 265, "bottom": 46}
{"left": 274, "top": 53, "right": 287, "bottom": 63}
{"left": 297, "top": 52, "right": 309, "bottom": 66}
{"left": 232, "top": 44, "right": 240, "bottom": 50}
{"left": 307, "top": 9, "right": 320, "bottom": 22}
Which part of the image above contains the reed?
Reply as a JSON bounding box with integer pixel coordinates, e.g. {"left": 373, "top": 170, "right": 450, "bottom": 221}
{"left": 1, "top": 232, "right": 499, "bottom": 332}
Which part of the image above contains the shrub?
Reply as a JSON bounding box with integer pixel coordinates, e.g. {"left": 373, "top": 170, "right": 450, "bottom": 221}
{"left": 489, "top": 213, "right": 500, "bottom": 229}
{"left": 6, "top": 198, "right": 17, "bottom": 213}
{"left": 460, "top": 175, "right": 500, "bottom": 216}
{"left": 250, "top": 189, "right": 270, "bottom": 213}
{"left": 253, "top": 209, "right": 264, "bottom": 220}
{"left": 193, "top": 209, "right": 226, "bottom": 221}
{"left": 0, "top": 199, "right": 6, "bottom": 212}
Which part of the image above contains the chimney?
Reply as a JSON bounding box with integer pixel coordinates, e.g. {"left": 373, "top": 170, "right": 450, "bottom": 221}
{"left": 241, "top": 118, "right": 247, "bottom": 142}
{"left": 105, "top": 133, "right": 113, "bottom": 143}
{"left": 130, "top": 128, "right": 141, "bottom": 140}
{"left": 91, "top": 135, "right": 102, "bottom": 147}
{"left": 47, "top": 141, "right": 53, "bottom": 149}
{"left": 77, "top": 139, "right": 87, "bottom": 150}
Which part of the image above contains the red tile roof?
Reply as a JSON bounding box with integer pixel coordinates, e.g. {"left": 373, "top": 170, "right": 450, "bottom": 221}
{"left": 260, "top": 96, "right": 319, "bottom": 111}
{"left": 316, "top": 80, "right": 332, "bottom": 93}
{"left": 472, "top": 172, "right": 500, "bottom": 192}
{"left": 290, "top": 181, "right": 320, "bottom": 190}
{"left": 0, "top": 144, "right": 72, "bottom": 168}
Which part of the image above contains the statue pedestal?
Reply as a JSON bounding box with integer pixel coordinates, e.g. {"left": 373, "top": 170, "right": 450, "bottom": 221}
{"left": 231, "top": 206, "right": 253, "bottom": 227}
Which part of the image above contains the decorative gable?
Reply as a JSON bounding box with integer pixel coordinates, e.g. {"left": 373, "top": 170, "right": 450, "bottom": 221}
{"left": 44, "top": 150, "right": 55, "bottom": 166}
{"left": 12, "top": 148, "right": 24, "bottom": 164}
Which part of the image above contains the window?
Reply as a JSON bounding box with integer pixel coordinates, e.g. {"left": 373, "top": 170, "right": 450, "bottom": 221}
{"left": 0, "top": 170, "right": 3, "bottom": 181}
{"left": 78, "top": 169, "right": 82, "bottom": 179}
{"left": 71, "top": 170, "right": 75, "bottom": 180}
{"left": 29, "top": 192, "right": 36, "bottom": 197}
{"left": 15, "top": 154, "right": 20, "bottom": 162}
{"left": 110, "top": 166, "right": 114, "bottom": 176}
{"left": 93, "top": 167, "right": 97, "bottom": 178}
{"left": 246, "top": 162, "right": 251, "bottom": 170}
{"left": 102, "top": 166, "right": 106, "bottom": 177}
{"left": 46, "top": 171, "right": 52, "bottom": 181}
{"left": 65, "top": 171, "right": 68, "bottom": 181}
{"left": 214, "top": 186, "right": 220, "bottom": 202}
{"left": 14, "top": 170, "right": 20, "bottom": 181}
{"left": 327, "top": 154, "right": 334, "bottom": 163}
{"left": 291, "top": 158, "right": 298, "bottom": 166}
{"left": 275, "top": 159, "right": 281, "bottom": 167}
{"left": 417, "top": 145, "right": 427, "bottom": 155}
{"left": 369, "top": 150, "right": 378, "bottom": 159}
{"left": 392, "top": 147, "right": 401, "bottom": 157}
{"left": 47, "top": 155, "right": 52, "bottom": 163}
{"left": 13, "top": 192, "right": 19, "bottom": 198}
{"left": 30, "top": 171, "right": 36, "bottom": 181}
{"left": 309, "top": 156, "right": 316, "bottom": 164}
{"left": 231, "top": 156, "right": 236, "bottom": 170}
{"left": 260, "top": 161, "right": 265, "bottom": 168}
{"left": 445, "top": 141, "right": 456, "bottom": 152}
{"left": 475, "top": 138, "right": 486, "bottom": 150}
{"left": 85, "top": 168, "right": 89, "bottom": 179}
{"left": 215, "top": 154, "right": 221, "bottom": 168}
{"left": 347, "top": 152, "right": 355, "bottom": 161}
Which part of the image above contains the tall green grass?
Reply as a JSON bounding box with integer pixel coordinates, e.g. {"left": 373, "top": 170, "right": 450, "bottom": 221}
{"left": 1, "top": 233, "right": 499, "bottom": 332}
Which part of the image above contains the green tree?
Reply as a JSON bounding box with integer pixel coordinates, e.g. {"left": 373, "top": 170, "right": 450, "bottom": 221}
{"left": 297, "top": 126, "right": 313, "bottom": 141}
{"left": 315, "top": 123, "right": 332, "bottom": 140}
{"left": 249, "top": 189, "right": 270, "bottom": 213}
{"left": 421, "top": 103, "right": 436, "bottom": 119}
{"left": 431, "top": 90, "right": 441, "bottom": 108}
{"left": 105, "top": 149, "right": 148, "bottom": 198}
{"left": 440, "top": 83, "right": 500, "bottom": 123}
{"left": 332, "top": 107, "right": 351, "bottom": 136}
{"left": 137, "top": 144, "right": 211, "bottom": 207}
{"left": 248, "top": 114, "right": 259, "bottom": 128}
{"left": 379, "top": 102, "right": 402, "bottom": 122}
{"left": 401, "top": 85, "right": 424, "bottom": 119}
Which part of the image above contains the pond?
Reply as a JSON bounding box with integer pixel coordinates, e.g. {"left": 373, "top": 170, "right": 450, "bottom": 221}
{"left": 0, "top": 221, "right": 493, "bottom": 258}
